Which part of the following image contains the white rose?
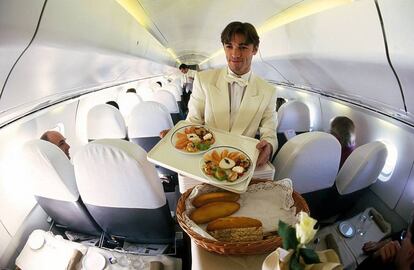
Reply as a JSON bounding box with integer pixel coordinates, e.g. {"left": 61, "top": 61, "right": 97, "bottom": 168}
{"left": 295, "top": 212, "right": 318, "bottom": 245}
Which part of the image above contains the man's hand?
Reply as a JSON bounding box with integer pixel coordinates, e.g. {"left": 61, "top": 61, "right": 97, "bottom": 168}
{"left": 159, "top": 129, "right": 171, "bottom": 138}
{"left": 395, "top": 232, "right": 414, "bottom": 270}
{"left": 256, "top": 140, "right": 272, "bottom": 167}
{"left": 363, "top": 239, "right": 390, "bottom": 254}
{"left": 374, "top": 240, "right": 400, "bottom": 264}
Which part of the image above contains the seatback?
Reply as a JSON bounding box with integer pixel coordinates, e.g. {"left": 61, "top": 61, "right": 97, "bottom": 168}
{"left": 73, "top": 139, "right": 174, "bottom": 244}
{"left": 276, "top": 101, "right": 311, "bottom": 152}
{"left": 22, "top": 140, "right": 101, "bottom": 235}
{"left": 273, "top": 132, "right": 341, "bottom": 194}
{"left": 117, "top": 92, "right": 143, "bottom": 120}
{"left": 336, "top": 141, "right": 388, "bottom": 195}
{"left": 153, "top": 90, "right": 182, "bottom": 124}
{"left": 127, "top": 101, "right": 173, "bottom": 153}
{"left": 163, "top": 84, "right": 182, "bottom": 102}
{"left": 87, "top": 104, "right": 127, "bottom": 141}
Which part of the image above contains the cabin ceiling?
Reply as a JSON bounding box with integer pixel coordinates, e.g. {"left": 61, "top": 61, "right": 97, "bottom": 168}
{"left": 137, "top": 0, "right": 304, "bottom": 64}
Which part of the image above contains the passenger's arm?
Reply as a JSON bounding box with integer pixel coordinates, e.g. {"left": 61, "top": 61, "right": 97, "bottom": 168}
{"left": 186, "top": 72, "right": 205, "bottom": 125}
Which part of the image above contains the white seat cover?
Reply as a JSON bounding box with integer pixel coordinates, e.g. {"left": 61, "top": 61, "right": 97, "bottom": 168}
{"left": 87, "top": 104, "right": 126, "bottom": 140}
{"left": 22, "top": 140, "right": 78, "bottom": 202}
{"left": 277, "top": 101, "right": 310, "bottom": 132}
{"left": 153, "top": 90, "right": 180, "bottom": 113}
{"left": 273, "top": 132, "right": 341, "bottom": 193}
{"left": 163, "top": 84, "right": 182, "bottom": 101}
{"left": 336, "top": 141, "right": 388, "bottom": 195}
{"left": 73, "top": 139, "right": 165, "bottom": 209}
{"left": 117, "top": 92, "right": 143, "bottom": 119}
{"left": 127, "top": 101, "right": 174, "bottom": 138}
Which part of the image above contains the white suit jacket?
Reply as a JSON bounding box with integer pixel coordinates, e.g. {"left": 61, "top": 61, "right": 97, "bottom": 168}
{"left": 187, "top": 68, "right": 278, "bottom": 152}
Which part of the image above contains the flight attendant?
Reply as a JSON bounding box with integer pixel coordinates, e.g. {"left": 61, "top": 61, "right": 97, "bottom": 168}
{"left": 186, "top": 21, "right": 277, "bottom": 167}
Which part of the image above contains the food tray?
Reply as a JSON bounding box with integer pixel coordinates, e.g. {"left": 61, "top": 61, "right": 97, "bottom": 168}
{"left": 176, "top": 179, "right": 310, "bottom": 255}
{"left": 147, "top": 120, "right": 260, "bottom": 193}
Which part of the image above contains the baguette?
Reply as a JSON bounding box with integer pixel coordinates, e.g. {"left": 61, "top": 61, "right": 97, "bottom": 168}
{"left": 190, "top": 202, "right": 240, "bottom": 224}
{"left": 207, "top": 217, "right": 263, "bottom": 242}
{"left": 192, "top": 192, "right": 240, "bottom": 208}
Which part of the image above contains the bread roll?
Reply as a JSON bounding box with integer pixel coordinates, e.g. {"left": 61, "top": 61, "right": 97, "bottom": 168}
{"left": 192, "top": 192, "right": 240, "bottom": 208}
{"left": 207, "top": 217, "right": 263, "bottom": 242}
{"left": 190, "top": 202, "right": 240, "bottom": 224}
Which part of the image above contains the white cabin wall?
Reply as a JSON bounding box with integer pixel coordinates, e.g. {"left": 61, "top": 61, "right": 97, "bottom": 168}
{"left": 0, "top": 0, "right": 176, "bottom": 127}
{"left": 254, "top": 1, "right": 407, "bottom": 120}
{"left": 0, "top": 0, "right": 45, "bottom": 89}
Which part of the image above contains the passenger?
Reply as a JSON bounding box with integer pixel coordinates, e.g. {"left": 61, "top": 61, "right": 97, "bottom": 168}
{"left": 106, "top": 100, "right": 119, "bottom": 109}
{"left": 357, "top": 216, "right": 414, "bottom": 270}
{"left": 186, "top": 21, "right": 277, "bottom": 167}
{"left": 126, "top": 88, "right": 136, "bottom": 93}
{"left": 179, "top": 63, "right": 196, "bottom": 113}
{"left": 276, "top": 97, "right": 286, "bottom": 111}
{"left": 330, "top": 116, "right": 356, "bottom": 168}
{"left": 40, "top": 131, "right": 71, "bottom": 159}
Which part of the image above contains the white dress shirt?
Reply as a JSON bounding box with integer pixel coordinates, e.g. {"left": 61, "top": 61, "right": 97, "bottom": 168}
{"left": 227, "top": 68, "right": 252, "bottom": 128}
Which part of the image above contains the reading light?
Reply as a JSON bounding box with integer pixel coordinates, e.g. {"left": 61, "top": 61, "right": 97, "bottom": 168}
{"left": 200, "top": 0, "right": 353, "bottom": 65}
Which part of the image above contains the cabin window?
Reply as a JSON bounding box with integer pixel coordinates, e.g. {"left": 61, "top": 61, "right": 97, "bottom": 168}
{"left": 378, "top": 140, "right": 397, "bottom": 182}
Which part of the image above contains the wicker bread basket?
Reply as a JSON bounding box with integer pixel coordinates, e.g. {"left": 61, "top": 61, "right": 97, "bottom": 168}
{"left": 176, "top": 179, "right": 310, "bottom": 255}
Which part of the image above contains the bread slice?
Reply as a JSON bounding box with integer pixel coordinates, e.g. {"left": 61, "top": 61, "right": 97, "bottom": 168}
{"left": 190, "top": 202, "right": 240, "bottom": 224}
{"left": 192, "top": 192, "right": 240, "bottom": 208}
{"left": 207, "top": 217, "right": 263, "bottom": 242}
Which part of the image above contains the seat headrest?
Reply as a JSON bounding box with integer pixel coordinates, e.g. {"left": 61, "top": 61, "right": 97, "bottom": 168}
{"left": 73, "top": 139, "right": 165, "bottom": 208}
{"left": 117, "top": 92, "right": 143, "bottom": 119}
{"left": 277, "top": 101, "right": 310, "bottom": 132}
{"left": 273, "top": 132, "right": 341, "bottom": 193}
{"left": 127, "top": 101, "right": 174, "bottom": 138}
{"left": 336, "top": 141, "right": 388, "bottom": 195}
{"left": 153, "top": 90, "right": 179, "bottom": 113}
{"left": 22, "top": 140, "right": 79, "bottom": 201}
{"left": 87, "top": 104, "right": 126, "bottom": 140}
{"left": 162, "top": 85, "right": 182, "bottom": 101}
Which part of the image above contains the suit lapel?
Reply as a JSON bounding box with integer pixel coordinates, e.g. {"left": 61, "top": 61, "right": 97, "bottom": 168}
{"left": 231, "top": 75, "right": 263, "bottom": 135}
{"left": 209, "top": 69, "right": 230, "bottom": 131}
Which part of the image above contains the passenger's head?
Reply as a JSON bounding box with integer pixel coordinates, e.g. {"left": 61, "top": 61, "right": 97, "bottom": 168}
{"left": 330, "top": 116, "right": 355, "bottom": 148}
{"left": 126, "top": 88, "right": 137, "bottom": 94}
{"left": 221, "top": 21, "right": 259, "bottom": 75}
{"left": 276, "top": 98, "right": 287, "bottom": 111}
{"left": 106, "top": 101, "right": 119, "bottom": 109}
{"left": 40, "top": 131, "right": 70, "bottom": 159}
{"left": 179, "top": 64, "right": 188, "bottom": 74}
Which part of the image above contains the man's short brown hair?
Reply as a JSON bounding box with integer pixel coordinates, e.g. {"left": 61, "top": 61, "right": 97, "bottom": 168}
{"left": 221, "top": 21, "right": 260, "bottom": 48}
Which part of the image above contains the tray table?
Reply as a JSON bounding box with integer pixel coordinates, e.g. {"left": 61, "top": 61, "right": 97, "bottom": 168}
{"left": 147, "top": 120, "right": 260, "bottom": 193}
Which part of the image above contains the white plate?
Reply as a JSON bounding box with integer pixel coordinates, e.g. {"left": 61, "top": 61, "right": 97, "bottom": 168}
{"left": 28, "top": 230, "right": 45, "bottom": 250}
{"left": 200, "top": 146, "right": 253, "bottom": 186}
{"left": 170, "top": 125, "right": 215, "bottom": 154}
{"left": 82, "top": 250, "right": 106, "bottom": 270}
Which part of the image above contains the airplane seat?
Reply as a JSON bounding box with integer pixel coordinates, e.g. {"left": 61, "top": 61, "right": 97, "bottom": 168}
{"left": 276, "top": 100, "right": 311, "bottom": 156}
{"left": 87, "top": 104, "right": 127, "bottom": 141}
{"left": 163, "top": 84, "right": 185, "bottom": 117}
{"left": 22, "top": 140, "right": 101, "bottom": 236}
{"left": 73, "top": 139, "right": 175, "bottom": 244}
{"left": 272, "top": 132, "right": 341, "bottom": 194}
{"left": 127, "top": 101, "right": 176, "bottom": 173}
{"left": 153, "top": 90, "right": 183, "bottom": 124}
{"left": 117, "top": 92, "right": 143, "bottom": 121}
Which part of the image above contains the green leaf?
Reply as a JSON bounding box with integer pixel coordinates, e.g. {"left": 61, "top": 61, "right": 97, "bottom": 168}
{"left": 299, "top": 248, "right": 321, "bottom": 264}
{"left": 278, "top": 220, "right": 299, "bottom": 250}
{"left": 197, "top": 143, "right": 210, "bottom": 151}
{"left": 290, "top": 255, "right": 304, "bottom": 270}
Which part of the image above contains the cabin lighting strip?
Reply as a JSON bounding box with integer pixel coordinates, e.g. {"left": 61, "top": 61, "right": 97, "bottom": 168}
{"left": 200, "top": 0, "right": 353, "bottom": 65}
{"left": 116, "top": 0, "right": 180, "bottom": 64}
